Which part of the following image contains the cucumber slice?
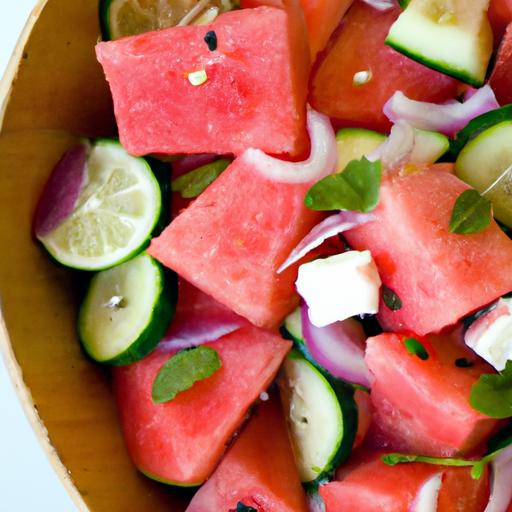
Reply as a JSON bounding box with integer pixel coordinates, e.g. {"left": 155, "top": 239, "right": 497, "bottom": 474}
{"left": 100, "top": 0, "right": 237, "bottom": 40}
{"left": 78, "top": 252, "right": 176, "bottom": 365}
{"left": 278, "top": 350, "right": 357, "bottom": 487}
{"left": 385, "top": 0, "right": 493, "bottom": 87}
{"left": 450, "top": 105, "right": 512, "bottom": 157}
{"left": 336, "top": 128, "right": 385, "bottom": 173}
{"left": 282, "top": 307, "right": 304, "bottom": 344}
{"left": 410, "top": 129, "right": 449, "bottom": 163}
{"left": 38, "top": 139, "right": 163, "bottom": 271}
{"left": 455, "top": 121, "right": 512, "bottom": 227}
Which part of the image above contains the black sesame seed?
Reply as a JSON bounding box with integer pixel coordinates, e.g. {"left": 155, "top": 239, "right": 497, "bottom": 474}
{"left": 204, "top": 31, "right": 217, "bottom": 52}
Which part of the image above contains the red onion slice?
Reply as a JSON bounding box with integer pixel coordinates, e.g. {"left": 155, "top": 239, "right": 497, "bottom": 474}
{"left": 361, "top": 0, "right": 395, "bottom": 10}
{"left": 277, "top": 211, "right": 374, "bottom": 274}
{"left": 172, "top": 153, "right": 218, "bottom": 178}
{"left": 367, "top": 121, "right": 416, "bottom": 168}
{"left": 160, "top": 280, "right": 247, "bottom": 350}
{"left": 383, "top": 86, "right": 500, "bottom": 137}
{"left": 34, "top": 143, "right": 89, "bottom": 238}
{"left": 485, "top": 444, "right": 512, "bottom": 512}
{"left": 300, "top": 303, "right": 372, "bottom": 388}
{"left": 410, "top": 473, "right": 443, "bottom": 512}
{"left": 243, "top": 108, "right": 337, "bottom": 184}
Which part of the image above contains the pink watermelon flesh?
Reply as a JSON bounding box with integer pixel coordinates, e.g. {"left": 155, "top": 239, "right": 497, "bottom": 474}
{"left": 364, "top": 332, "right": 498, "bottom": 457}
{"left": 95, "top": 7, "right": 308, "bottom": 157}
{"left": 113, "top": 326, "right": 291, "bottom": 485}
{"left": 148, "top": 156, "right": 324, "bottom": 330}
{"left": 186, "top": 395, "right": 308, "bottom": 512}
{"left": 344, "top": 168, "right": 512, "bottom": 335}
{"left": 324, "top": 450, "right": 489, "bottom": 512}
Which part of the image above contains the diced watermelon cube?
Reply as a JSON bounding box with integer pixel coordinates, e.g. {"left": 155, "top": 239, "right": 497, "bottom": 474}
{"left": 148, "top": 157, "right": 324, "bottom": 330}
{"left": 113, "top": 326, "right": 291, "bottom": 485}
{"left": 309, "top": 1, "right": 460, "bottom": 131}
{"left": 186, "top": 395, "right": 308, "bottom": 512}
{"left": 96, "top": 8, "right": 308, "bottom": 157}
{"left": 322, "top": 450, "right": 489, "bottom": 512}
{"left": 489, "top": 0, "right": 512, "bottom": 41}
{"left": 344, "top": 168, "right": 512, "bottom": 335}
{"left": 364, "top": 332, "right": 498, "bottom": 457}
{"left": 489, "top": 23, "right": 512, "bottom": 105}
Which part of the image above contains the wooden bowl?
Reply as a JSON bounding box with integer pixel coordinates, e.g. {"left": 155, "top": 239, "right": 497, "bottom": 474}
{"left": 0, "top": 1, "right": 188, "bottom": 510}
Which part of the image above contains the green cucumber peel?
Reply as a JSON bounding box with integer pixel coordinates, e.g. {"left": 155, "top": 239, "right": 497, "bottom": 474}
{"left": 152, "top": 346, "right": 222, "bottom": 403}
{"left": 449, "top": 189, "right": 492, "bottom": 234}
{"left": 305, "top": 157, "right": 381, "bottom": 212}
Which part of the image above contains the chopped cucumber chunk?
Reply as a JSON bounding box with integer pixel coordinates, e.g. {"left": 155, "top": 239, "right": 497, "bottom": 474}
{"left": 455, "top": 121, "right": 512, "bottom": 227}
{"left": 38, "top": 140, "right": 163, "bottom": 271}
{"left": 279, "top": 351, "right": 357, "bottom": 487}
{"left": 386, "top": 0, "right": 493, "bottom": 87}
{"left": 410, "top": 129, "right": 449, "bottom": 163}
{"left": 78, "top": 252, "right": 176, "bottom": 365}
{"left": 336, "top": 128, "right": 385, "bottom": 173}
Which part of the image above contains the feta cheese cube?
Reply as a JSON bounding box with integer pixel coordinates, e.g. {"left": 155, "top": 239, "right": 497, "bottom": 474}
{"left": 465, "top": 298, "right": 512, "bottom": 371}
{"left": 296, "top": 250, "right": 381, "bottom": 327}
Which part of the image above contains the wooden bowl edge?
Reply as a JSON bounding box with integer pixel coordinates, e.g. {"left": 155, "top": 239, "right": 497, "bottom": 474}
{"left": 0, "top": 2, "right": 89, "bottom": 509}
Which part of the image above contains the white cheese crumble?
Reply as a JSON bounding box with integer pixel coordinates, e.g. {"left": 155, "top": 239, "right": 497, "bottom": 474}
{"left": 465, "top": 298, "right": 512, "bottom": 371}
{"left": 296, "top": 250, "right": 381, "bottom": 328}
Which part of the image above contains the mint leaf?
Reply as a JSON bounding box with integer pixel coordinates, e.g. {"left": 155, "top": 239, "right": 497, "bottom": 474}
{"left": 403, "top": 337, "right": 429, "bottom": 360}
{"left": 152, "top": 346, "right": 222, "bottom": 404}
{"left": 172, "top": 159, "right": 231, "bottom": 198}
{"left": 382, "top": 285, "right": 402, "bottom": 311}
{"left": 469, "top": 360, "right": 512, "bottom": 418}
{"left": 305, "top": 157, "right": 381, "bottom": 212}
{"left": 382, "top": 453, "right": 476, "bottom": 468}
{"left": 449, "top": 189, "right": 491, "bottom": 234}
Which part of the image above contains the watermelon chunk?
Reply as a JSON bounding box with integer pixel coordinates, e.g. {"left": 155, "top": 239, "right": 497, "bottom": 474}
{"left": 344, "top": 167, "right": 512, "bottom": 335}
{"left": 299, "top": 0, "right": 353, "bottom": 59}
{"left": 113, "top": 326, "right": 291, "bottom": 485}
{"left": 489, "top": 0, "right": 512, "bottom": 42}
{"left": 96, "top": 7, "right": 308, "bottom": 157}
{"left": 365, "top": 332, "right": 498, "bottom": 457}
{"left": 322, "top": 450, "right": 489, "bottom": 512}
{"left": 353, "top": 389, "right": 373, "bottom": 450}
{"left": 186, "top": 395, "right": 308, "bottom": 511}
{"left": 489, "top": 23, "right": 512, "bottom": 105}
{"left": 149, "top": 157, "right": 324, "bottom": 330}
{"left": 309, "top": 1, "right": 460, "bottom": 131}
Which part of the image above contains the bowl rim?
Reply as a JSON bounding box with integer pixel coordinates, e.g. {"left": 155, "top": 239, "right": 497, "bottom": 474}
{"left": 0, "top": 2, "right": 89, "bottom": 510}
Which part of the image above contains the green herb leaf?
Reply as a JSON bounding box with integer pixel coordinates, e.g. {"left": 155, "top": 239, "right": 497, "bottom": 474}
{"left": 152, "top": 346, "right": 222, "bottom": 404}
{"left": 305, "top": 157, "right": 381, "bottom": 212}
{"left": 172, "top": 159, "right": 231, "bottom": 198}
{"left": 449, "top": 189, "right": 492, "bottom": 234}
{"left": 469, "top": 360, "right": 512, "bottom": 418}
{"left": 382, "top": 453, "right": 476, "bottom": 468}
{"left": 236, "top": 503, "right": 257, "bottom": 512}
{"left": 403, "top": 337, "right": 429, "bottom": 360}
{"left": 382, "top": 285, "right": 402, "bottom": 311}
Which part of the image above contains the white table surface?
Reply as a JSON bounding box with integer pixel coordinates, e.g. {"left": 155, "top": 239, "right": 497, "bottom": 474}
{"left": 0, "top": 3, "right": 78, "bottom": 511}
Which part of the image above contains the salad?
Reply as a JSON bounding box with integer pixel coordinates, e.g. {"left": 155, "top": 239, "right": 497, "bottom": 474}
{"left": 32, "top": 0, "right": 512, "bottom": 510}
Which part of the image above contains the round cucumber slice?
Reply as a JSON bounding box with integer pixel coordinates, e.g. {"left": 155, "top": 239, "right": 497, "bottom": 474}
{"left": 278, "top": 350, "right": 357, "bottom": 487}
{"left": 100, "top": 0, "right": 237, "bottom": 41}
{"left": 78, "top": 252, "right": 176, "bottom": 365}
{"left": 410, "top": 129, "right": 449, "bottom": 163}
{"left": 38, "top": 139, "right": 162, "bottom": 271}
{"left": 455, "top": 121, "right": 512, "bottom": 227}
{"left": 336, "top": 128, "right": 385, "bottom": 173}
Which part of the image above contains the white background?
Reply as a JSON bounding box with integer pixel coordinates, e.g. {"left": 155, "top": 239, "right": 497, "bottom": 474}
{"left": 0, "top": 2, "right": 78, "bottom": 511}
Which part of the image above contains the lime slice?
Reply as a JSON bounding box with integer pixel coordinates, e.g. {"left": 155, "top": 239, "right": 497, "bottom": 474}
{"left": 38, "top": 139, "right": 162, "bottom": 271}
{"left": 100, "top": 0, "right": 238, "bottom": 40}
{"left": 78, "top": 252, "right": 176, "bottom": 365}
